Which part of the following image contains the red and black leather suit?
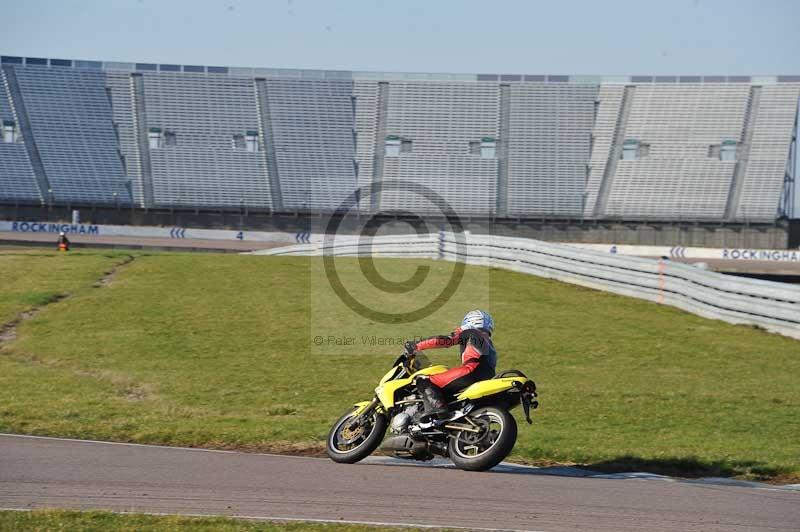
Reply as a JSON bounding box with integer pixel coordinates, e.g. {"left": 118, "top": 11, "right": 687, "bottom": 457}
{"left": 413, "top": 327, "right": 497, "bottom": 395}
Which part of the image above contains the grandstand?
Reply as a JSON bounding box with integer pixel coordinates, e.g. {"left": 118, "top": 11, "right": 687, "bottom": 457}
{"left": 0, "top": 55, "right": 798, "bottom": 225}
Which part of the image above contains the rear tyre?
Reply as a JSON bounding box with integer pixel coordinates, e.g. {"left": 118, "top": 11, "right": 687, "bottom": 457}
{"left": 326, "top": 406, "right": 388, "bottom": 464}
{"left": 448, "top": 406, "right": 517, "bottom": 472}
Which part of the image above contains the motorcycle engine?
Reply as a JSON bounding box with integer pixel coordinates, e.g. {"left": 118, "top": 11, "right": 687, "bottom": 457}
{"left": 390, "top": 398, "right": 421, "bottom": 433}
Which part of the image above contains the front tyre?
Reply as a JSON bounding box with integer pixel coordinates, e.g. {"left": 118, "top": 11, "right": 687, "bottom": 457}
{"left": 448, "top": 406, "right": 517, "bottom": 472}
{"left": 326, "top": 406, "right": 388, "bottom": 464}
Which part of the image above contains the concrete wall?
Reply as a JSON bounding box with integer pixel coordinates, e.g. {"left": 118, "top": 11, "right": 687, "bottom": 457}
{"left": 0, "top": 204, "right": 790, "bottom": 249}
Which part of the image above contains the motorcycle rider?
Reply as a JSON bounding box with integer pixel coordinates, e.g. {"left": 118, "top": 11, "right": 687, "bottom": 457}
{"left": 57, "top": 231, "right": 70, "bottom": 252}
{"left": 405, "top": 310, "right": 497, "bottom": 420}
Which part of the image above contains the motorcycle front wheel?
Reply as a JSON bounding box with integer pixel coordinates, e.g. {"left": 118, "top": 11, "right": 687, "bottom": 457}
{"left": 448, "top": 406, "right": 517, "bottom": 471}
{"left": 326, "top": 406, "right": 388, "bottom": 464}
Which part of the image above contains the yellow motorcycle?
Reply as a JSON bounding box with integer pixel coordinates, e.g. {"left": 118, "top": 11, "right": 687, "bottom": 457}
{"left": 326, "top": 351, "right": 538, "bottom": 471}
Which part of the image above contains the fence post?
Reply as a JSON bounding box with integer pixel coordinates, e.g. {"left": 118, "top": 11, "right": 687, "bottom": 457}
{"left": 438, "top": 225, "right": 445, "bottom": 260}
{"left": 658, "top": 258, "right": 666, "bottom": 304}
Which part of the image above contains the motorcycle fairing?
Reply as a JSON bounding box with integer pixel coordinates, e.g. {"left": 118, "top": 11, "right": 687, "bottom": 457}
{"left": 455, "top": 377, "right": 532, "bottom": 401}
{"left": 351, "top": 400, "right": 373, "bottom": 417}
{"left": 374, "top": 365, "right": 449, "bottom": 408}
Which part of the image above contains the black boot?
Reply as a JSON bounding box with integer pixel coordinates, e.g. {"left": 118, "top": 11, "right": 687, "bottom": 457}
{"left": 416, "top": 377, "right": 448, "bottom": 419}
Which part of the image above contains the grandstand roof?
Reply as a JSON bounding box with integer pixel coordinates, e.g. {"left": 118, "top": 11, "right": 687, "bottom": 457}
{"left": 2, "top": 55, "right": 798, "bottom": 84}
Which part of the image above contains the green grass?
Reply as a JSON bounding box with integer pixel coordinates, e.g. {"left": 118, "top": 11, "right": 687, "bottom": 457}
{"left": 0, "top": 510, "right": 423, "bottom": 531}
{"left": 0, "top": 249, "right": 127, "bottom": 324}
{"left": 1, "top": 249, "right": 798, "bottom": 481}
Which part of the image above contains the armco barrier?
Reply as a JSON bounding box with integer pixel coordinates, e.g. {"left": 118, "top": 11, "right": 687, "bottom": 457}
{"left": 561, "top": 243, "right": 800, "bottom": 262}
{"left": 0, "top": 220, "right": 319, "bottom": 244}
{"left": 253, "top": 233, "right": 800, "bottom": 340}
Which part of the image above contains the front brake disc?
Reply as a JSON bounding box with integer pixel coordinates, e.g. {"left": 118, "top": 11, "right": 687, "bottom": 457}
{"left": 340, "top": 419, "right": 367, "bottom": 444}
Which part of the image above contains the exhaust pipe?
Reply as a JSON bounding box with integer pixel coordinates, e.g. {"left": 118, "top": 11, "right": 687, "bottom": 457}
{"left": 380, "top": 435, "right": 429, "bottom": 458}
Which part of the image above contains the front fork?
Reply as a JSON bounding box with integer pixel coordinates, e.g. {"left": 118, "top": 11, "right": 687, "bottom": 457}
{"left": 348, "top": 397, "right": 381, "bottom": 430}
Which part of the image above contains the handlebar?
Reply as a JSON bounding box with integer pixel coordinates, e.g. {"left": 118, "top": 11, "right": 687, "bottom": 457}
{"left": 391, "top": 351, "right": 410, "bottom": 369}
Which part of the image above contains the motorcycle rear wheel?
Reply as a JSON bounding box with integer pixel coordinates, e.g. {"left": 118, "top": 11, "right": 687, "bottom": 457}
{"left": 326, "top": 406, "right": 388, "bottom": 464}
{"left": 448, "top": 406, "right": 517, "bottom": 472}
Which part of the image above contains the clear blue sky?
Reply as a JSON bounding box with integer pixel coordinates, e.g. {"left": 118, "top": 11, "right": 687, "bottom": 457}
{"left": 2, "top": 0, "right": 799, "bottom": 215}
{"left": 2, "top": 0, "right": 798, "bottom": 75}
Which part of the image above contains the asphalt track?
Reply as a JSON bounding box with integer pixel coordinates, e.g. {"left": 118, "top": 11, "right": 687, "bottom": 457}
{"left": 1, "top": 435, "right": 798, "bottom": 531}
{"left": 0, "top": 232, "right": 284, "bottom": 252}
{"left": 3, "top": 232, "right": 800, "bottom": 277}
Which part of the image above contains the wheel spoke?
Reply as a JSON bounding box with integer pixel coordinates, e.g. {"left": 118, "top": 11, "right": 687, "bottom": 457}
{"left": 453, "top": 411, "right": 504, "bottom": 459}
{"left": 329, "top": 413, "right": 375, "bottom": 454}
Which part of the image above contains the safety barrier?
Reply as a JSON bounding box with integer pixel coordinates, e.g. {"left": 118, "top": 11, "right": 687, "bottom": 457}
{"left": 254, "top": 232, "right": 800, "bottom": 340}
{"left": 0, "top": 220, "right": 315, "bottom": 244}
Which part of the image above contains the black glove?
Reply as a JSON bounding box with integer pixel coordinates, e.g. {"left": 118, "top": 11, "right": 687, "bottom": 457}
{"left": 404, "top": 340, "right": 417, "bottom": 355}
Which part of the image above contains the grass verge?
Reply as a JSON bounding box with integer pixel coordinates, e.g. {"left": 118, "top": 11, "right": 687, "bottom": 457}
{"left": 0, "top": 510, "right": 427, "bottom": 531}
{"left": 0, "top": 249, "right": 130, "bottom": 325}
{"left": 1, "top": 249, "right": 798, "bottom": 482}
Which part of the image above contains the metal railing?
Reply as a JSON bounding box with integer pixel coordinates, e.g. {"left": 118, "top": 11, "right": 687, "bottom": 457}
{"left": 257, "top": 233, "right": 800, "bottom": 340}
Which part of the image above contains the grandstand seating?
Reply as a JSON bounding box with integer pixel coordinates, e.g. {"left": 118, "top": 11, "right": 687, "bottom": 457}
{"left": 4, "top": 65, "right": 130, "bottom": 204}
{"left": 378, "top": 81, "right": 500, "bottom": 215}
{"left": 105, "top": 71, "right": 143, "bottom": 204}
{"left": 603, "top": 83, "right": 751, "bottom": 219}
{"left": 583, "top": 84, "right": 625, "bottom": 218}
{"left": 0, "top": 69, "right": 40, "bottom": 201}
{"left": 0, "top": 56, "right": 798, "bottom": 222}
{"left": 353, "top": 80, "right": 380, "bottom": 212}
{"left": 506, "top": 83, "right": 597, "bottom": 217}
{"left": 261, "top": 79, "right": 356, "bottom": 210}
{"left": 738, "top": 84, "right": 800, "bottom": 220}
{"left": 141, "top": 72, "right": 271, "bottom": 208}
{"left": 0, "top": 73, "right": 14, "bottom": 122}
{"left": 0, "top": 144, "right": 39, "bottom": 200}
